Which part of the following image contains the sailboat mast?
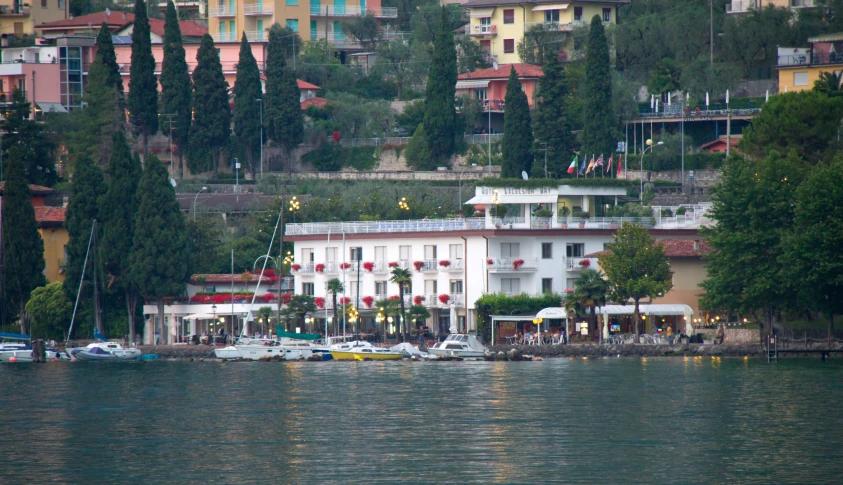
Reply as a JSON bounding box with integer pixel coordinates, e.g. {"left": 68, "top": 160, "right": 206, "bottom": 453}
{"left": 92, "top": 220, "right": 103, "bottom": 336}
{"left": 66, "top": 221, "right": 95, "bottom": 345}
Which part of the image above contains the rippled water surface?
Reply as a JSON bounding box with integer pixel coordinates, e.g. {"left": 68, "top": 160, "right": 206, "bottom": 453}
{"left": 1, "top": 358, "right": 842, "bottom": 484}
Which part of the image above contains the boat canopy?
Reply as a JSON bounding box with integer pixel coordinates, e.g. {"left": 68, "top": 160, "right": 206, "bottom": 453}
{"left": 0, "top": 332, "right": 30, "bottom": 341}
{"left": 275, "top": 325, "right": 320, "bottom": 341}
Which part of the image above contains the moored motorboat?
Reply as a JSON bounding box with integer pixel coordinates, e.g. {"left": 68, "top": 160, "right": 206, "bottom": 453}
{"left": 217, "top": 338, "right": 288, "bottom": 361}
{"left": 69, "top": 341, "right": 142, "bottom": 361}
{"left": 427, "top": 334, "right": 488, "bottom": 359}
{"left": 0, "top": 334, "right": 69, "bottom": 362}
{"left": 329, "top": 340, "right": 403, "bottom": 361}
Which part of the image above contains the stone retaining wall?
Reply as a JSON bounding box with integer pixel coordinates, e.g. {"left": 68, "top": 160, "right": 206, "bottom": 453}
{"left": 489, "top": 343, "right": 763, "bottom": 357}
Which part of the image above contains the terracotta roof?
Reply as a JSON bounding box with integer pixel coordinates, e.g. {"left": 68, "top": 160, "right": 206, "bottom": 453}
{"left": 585, "top": 239, "right": 711, "bottom": 258}
{"left": 0, "top": 181, "right": 55, "bottom": 195}
{"left": 297, "top": 79, "right": 321, "bottom": 90}
{"left": 301, "top": 97, "right": 327, "bottom": 110}
{"left": 147, "top": 18, "right": 208, "bottom": 37}
{"left": 699, "top": 135, "right": 741, "bottom": 151}
{"left": 458, "top": 63, "right": 544, "bottom": 81}
{"left": 190, "top": 274, "right": 274, "bottom": 285}
{"left": 34, "top": 206, "right": 66, "bottom": 226}
{"left": 465, "top": 0, "right": 628, "bottom": 7}
{"left": 37, "top": 11, "right": 134, "bottom": 30}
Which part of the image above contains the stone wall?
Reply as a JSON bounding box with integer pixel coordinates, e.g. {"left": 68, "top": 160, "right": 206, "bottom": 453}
{"left": 696, "top": 328, "right": 760, "bottom": 344}
{"left": 621, "top": 169, "right": 720, "bottom": 187}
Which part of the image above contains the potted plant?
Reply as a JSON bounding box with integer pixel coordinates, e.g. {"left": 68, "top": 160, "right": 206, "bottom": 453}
{"left": 558, "top": 206, "right": 570, "bottom": 228}
{"left": 573, "top": 210, "right": 589, "bottom": 228}
{"left": 362, "top": 296, "right": 374, "bottom": 308}
{"left": 564, "top": 288, "right": 574, "bottom": 294}
{"left": 438, "top": 259, "right": 451, "bottom": 268}
{"left": 291, "top": 263, "right": 302, "bottom": 272}
{"left": 513, "top": 258, "right": 525, "bottom": 270}
{"left": 340, "top": 262, "right": 352, "bottom": 270}
{"left": 315, "top": 263, "right": 325, "bottom": 273}
{"left": 533, "top": 209, "right": 552, "bottom": 218}
{"left": 486, "top": 258, "right": 495, "bottom": 265}
{"left": 578, "top": 259, "right": 591, "bottom": 268}
{"left": 315, "top": 297, "right": 325, "bottom": 308}
{"left": 438, "top": 294, "right": 451, "bottom": 304}
{"left": 413, "top": 295, "right": 425, "bottom": 305}
{"left": 388, "top": 295, "right": 401, "bottom": 302}
{"left": 413, "top": 260, "right": 425, "bottom": 271}
{"left": 388, "top": 261, "right": 398, "bottom": 268}
{"left": 363, "top": 261, "right": 374, "bottom": 272}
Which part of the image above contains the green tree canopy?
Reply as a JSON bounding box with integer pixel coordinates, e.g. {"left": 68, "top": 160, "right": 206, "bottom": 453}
{"left": 128, "top": 0, "right": 159, "bottom": 153}
{"left": 580, "top": 15, "right": 616, "bottom": 157}
{"left": 25, "top": 282, "right": 73, "bottom": 340}
{"left": 63, "top": 155, "right": 106, "bottom": 300}
{"left": 160, "top": 0, "right": 193, "bottom": 179}
{"left": 95, "top": 21, "right": 124, "bottom": 96}
{"left": 0, "top": 89, "right": 58, "bottom": 186}
{"left": 418, "top": 6, "right": 457, "bottom": 169}
{"left": 563, "top": 269, "right": 608, "bottom": 335}
{"left": 265, "top": 24, "right": 304, "bottom": 170}
{"left": 390, "top": 267, "right": 412, "bottom": 340}
{"left": 187, "top": 34, "right": 231, "bottom": 176}
{"left": 233, "top": 32, "right": 264, "bottom": 178}
{"left": 532, "top": 53, "right": 575, "bottom": 179}
{"left": 501, "top": 67, "right": 533, "bottom": 178}
{"left": 326, "top": 277, "right": 344, "bottom": 335}
{"left": 288, "top": 294, "right": 317, "bottom": 331}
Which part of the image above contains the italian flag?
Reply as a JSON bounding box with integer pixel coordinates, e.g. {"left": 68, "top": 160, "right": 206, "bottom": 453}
{"left": 567, "top": 157, "right": 577, "bottom": 174}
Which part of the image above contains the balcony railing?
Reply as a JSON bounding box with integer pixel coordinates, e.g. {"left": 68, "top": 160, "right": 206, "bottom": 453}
{"left": 245, "top": 30, "right": 266, "bottom": 41}
{"left": 209, "top": 32, "right": 238, "bottom": 42}
{"left": 371, "top": 261, "right": 389, "bottom": 274}
{"left": 778, "top": 51, "right": 843, "bottom": 67}
{"left": 438, "top": 259, "right": 464, "bottom": 272}
{"left": 310, "top": 5, "right": 397, "bottom": 17}
{"left": 557, "top": 217, "right": 654, "bottom": 228}
{"left": 243, "top": 2, "right": 273, "bottom": 15}
{"left": 465, "top": 24, "right": 497, "bottom": 36}
{"left": 487, "top": 258, "right": 537, "bottom": 272}
{"left": 0, "top": 4, "right": 29, "bottom": 15}
{"left": 208, "top": 5, "right": 236, "bottom": 17}
{"left": 725, "top": 0, "right": 756, "bottom": 13}
{"left": 524, "top": 21, "right": 583, "bottom": 32}
{"left": 566, "top": 257, "right": 596, "bottom": 271}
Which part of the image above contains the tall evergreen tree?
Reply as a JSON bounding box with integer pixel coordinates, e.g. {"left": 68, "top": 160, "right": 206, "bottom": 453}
{"left": 187, "top": 34, "right": 231, "bottom": 176}
{"left": 581, "top": 15, "right": 616, "bottom": 158}
{"left": 160, "top": 0, "right": 192, "bottom": 179}
{"left": 95, "top": 21, "right": 124, "bottom": 96}
{"left": 129, "top": 0, "right": 159, "bottom": 156}
{"left": 99, "top": 132, "right": 143, "bottom": 343}
{"left": 264, "top": 24, "right": 303, "bottom": 172}
{"left": 131, "top": 155, "right": 191, "bottom": 344}
{"left": 501, "top": 67, "right": 533, "bottom": 178}
{"left": 419, "top": 7, "right": 457, "bottom": 168}
{"left": 233, "top": 32, "right": 263, "bottom": 178}
{"left": 64, "top": 155, "right": 107, "bottom": 335}
{"left": 532, "top": 54, "right": 575, "bottom": 178}
{"left": 0, "top": 148, "right": 46, "bottom": 331}
{"left": 0, "top": 89, "right": 58, "bottom": 186}
{"left": 69, "top": 50, "right": 123, "bottom": 167}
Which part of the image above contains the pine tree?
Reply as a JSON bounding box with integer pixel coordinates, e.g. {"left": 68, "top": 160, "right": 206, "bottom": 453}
{"left": 532, "top": 54, "right": 575, "bottom": 178}
{"left": 419, "top": 7, "right": 457, "bottom": 168}
{"left": 129, "top": 0, "right": 159, "bottom": 156}
{"left": 0, "top": 89, "right": 58, "bottom": 186}
{"left": 581, "top": 15, "right": 616, "bottom": 158}
{"left": 99, "top": 131, "right": 143, "bottom": 343}
{"left": 131, "top": 155, "right": 191, "bottom": 344}
{"left": 160, "top": 0, "right": 192, "bottom": 179}
{"left": 64, "top": 155, "right": 107, "bottom": 335}
{"left": 501, "top": 67, "right": 533, "bottom": 178}
{"left": 187, "top": 34, "right": 231, "bottom": 176}
{"left": 264, "top": 24, "right": 303, "bottom": 172}
{"left": 0, "top": 148, "right": 46, "bottom": 331}
{"left": 69, "top": 52, "right": 123, "bottom": 167}
{"left": 233, "top": 32, "right": 262, "bottom": 178}
{"left": 95, "top": 21, "right": 123, "bottom": 96}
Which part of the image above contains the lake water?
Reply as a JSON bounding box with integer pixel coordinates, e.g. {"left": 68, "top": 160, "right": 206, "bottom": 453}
{"left": 1, "top": 358, "right": 842, "bottom": 484}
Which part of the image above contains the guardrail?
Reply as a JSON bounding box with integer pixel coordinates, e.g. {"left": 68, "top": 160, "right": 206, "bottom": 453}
{"left": 638, "top": 108, "right": 761, "bottom": 119}
{"left": 243, "top": 3, "right": 273, "bottom": 14}
{"left": 310, "top": 5, "right": 397, "bottom": 17}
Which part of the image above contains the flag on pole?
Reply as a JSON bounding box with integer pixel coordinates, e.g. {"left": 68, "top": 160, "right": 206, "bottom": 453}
{"left": 567, "top": 156, "right": 577, "bottom": 175}
{"left": 586, "top": 155, "right": 595, "bottom": 174}
{"left": 578, "top": 154, "right": 588, "bottom": 175}
{"left": 606, "top": 154, "right": 613, "bottom": 174}
{"left": 595, "top": 154, "right": 604, "bottom": 167}
{"left": 617, "top": 154, "right": 623, "bottom": 176}
{"left": 705, "top": 92, "right": 709, "bottom": 107}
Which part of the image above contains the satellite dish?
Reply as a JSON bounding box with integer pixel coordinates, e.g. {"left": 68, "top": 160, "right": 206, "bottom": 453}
{"left": 492, "top": 61, "right": 498, "bottom": 71}
{"left": 170, "top": 178, "right": 177, "bottom": 188}
{"left": 105, "top": 7, "right": 110, "bottom": 16}
{"left": 521, "top": 171, "right": 528, "bottom": 180}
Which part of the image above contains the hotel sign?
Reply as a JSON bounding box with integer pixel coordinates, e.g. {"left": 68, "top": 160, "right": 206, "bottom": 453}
{"left": 479, "top": 187, "right": 556, "bottom": 195}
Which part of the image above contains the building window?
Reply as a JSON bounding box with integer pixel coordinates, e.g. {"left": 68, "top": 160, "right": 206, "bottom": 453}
{"left": 501, "top": 278, "right": 521, "bottom": 294}
{"left": 449, "top": 244, "right": 463, "bottom": 262}
{"left": 58, "top": 0, "right": 64, "bottom": 8}
{"left": 450, "top": 279, "right": 463, "bottom": 294}
{"left": 287, "top": 0, "right": 297, "bottom": 4}
{"left": 500, "top": 242, "right": 520, "bottom": 258}
{"left": 503, "top": 9, "right": 514, "bottom": 23}
{"left": 793, "top": 71, "right": 808, "bottom": 86}
{"left": 350, "top": 247, "right": 362, "bottom": 261}
{"left": 425, "top": 280, "right": 437, "bottom": 295}
{"left": 541, "top": 242, "right": 552, "bottom": 259}
{"left": 503, "top": 39, "right": 515, "bottom": 53}
{"left": 326, "top": 247, "right": 337, "bottom": 262}
{"left": 566, "top": 243, "right": 584, "bottom": 258}
{"left": 256, "top": 19, "right": 264, "bottom": 39}
{"left": 566, "top": 278, "right": 576, "bottom": 290}
{"left": 286, "top": 19, "right": 299, "bottom": 32}
{"left": 301, "top": 248, "right": 314, "bottom": 262}
{"left": 375, "top": 280, "right": 388, "bottom": 296}
{"left": 544, "top": 9, "right": 559, "bottom": 23}
{"left": 480, "top": 16, "right": 491, "bottom": 32}
{"left": 574, "top": 6, "right": 582, "bottom": 21}
{"left": 41, "top": 0, "right": 47, "bottom": 8}
{"left": 311, "top": 20, "right": 317, "bottom": 40}
{"left": 399, "top": 245, "right": 411, "bottom": 262}
{"left": 424, "top": 245, "right": 437, "bottom": 259}
{"left": 602, "top": 7, "right": 611, "bottom": 22}
{"left": 374, "top": 246, "right": 386, "bottom": 262}
{"left": 475, "top": 88, "right": 487, "bottom": 100}
{"left": 302, "top": 282, "right": 315, "bottom": 296}
{"left": 542, "top": 278, "right": 553, "bottom": 293}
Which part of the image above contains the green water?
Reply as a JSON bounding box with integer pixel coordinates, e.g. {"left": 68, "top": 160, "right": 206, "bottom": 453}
{"left": 1, "top": 358, "right": 841, "bottom": 484}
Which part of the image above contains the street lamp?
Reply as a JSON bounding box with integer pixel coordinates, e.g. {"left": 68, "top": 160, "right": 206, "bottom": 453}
{"left": 639, "top": 139, "right": 663, "bottom": 202}
{"left": 398, "top": 197, "right": 410, "bottom": 217}
{"left": 193, "top": 186, "right": 207, "bottom": 222}
{"left": 257, "top": 98, "right": 263, "bottom": 179}
{"left": 288, "top": 196, "right": 300, "bottom": 223}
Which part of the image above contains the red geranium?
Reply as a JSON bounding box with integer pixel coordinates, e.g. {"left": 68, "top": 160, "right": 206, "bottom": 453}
{"left": 340, "top": 262, "right": 352, "bottom": 270}
{"left": 315, "top": 297, "right": 325, "bottom": 308}
{"left": 578, "top": 259, "right": 591, "bottom": 268}
{"left": 315, "top": 263, "right": 325, "bottom": 273}
{"left": 438, "top": 260, "right": 451, "bottom": 267}
{"left": 363, "top": 261, "right": 374, "bottom": 272}
{"left": 438, "top": 294, "right": 451, "bottom": 304}
{"left": 487, "top": 258, "right": 494, "bottom": 265}
{"left": 413, "top": 260, "right": 424, "bottom": 271}
{"left": 281, "top": 293, "right": 293, "bottom": 304}
{"left": 388, "top": 261, "right": 398, "bottom": 268}
{"left": 413, "top": 295, "right": 425, "bottom": 305}
{"left": 362, "top": 296, "right": 374, "bottom": 308}
{"left": 339, "top": 296, "right": 351, "bottom": 305}
{"left": 388, "top": 295, "right": 400, "bottom": 301}
{"left": 291, "top": 264, "right": 301, "bottom": 271}
{"left": 513, "top": 258, "right": 525, "bottom": 270}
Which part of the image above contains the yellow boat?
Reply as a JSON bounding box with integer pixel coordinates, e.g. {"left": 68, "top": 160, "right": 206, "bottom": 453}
{"left": 330, "top": 346, "right": 403, "bottom": 361}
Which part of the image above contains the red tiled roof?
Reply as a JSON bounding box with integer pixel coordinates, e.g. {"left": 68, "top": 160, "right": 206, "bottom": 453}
{"left": 699, "top": 135, "right": 741, "bottom": 151}
{"left": 458, "top": 63, "right": 544, "bottom": 81}
{"left": 148, "top": 18, "right": 208, "bottom": 37}
{"left": 37, "top": 11, "right": 134, "bottom": 30}
{"left": 34, "top": 206, "right": 66, "bottom": 226}
{"left": 585, "top": 239, "right": 711, "bottom": 258}
{"left": 301, "top": 97, "right": 327, "bottom": 110}
{"left": 0, "top": 181, "right": 55, "bottom": 195}
{"left": 190, "top": 274, "right": 274, "bottom": 285}
{"left": 298, "top": 79, "right": 320, "bottom": 90}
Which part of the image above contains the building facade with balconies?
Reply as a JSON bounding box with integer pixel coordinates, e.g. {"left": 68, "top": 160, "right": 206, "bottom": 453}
{"left": 463, "top": 0, "right": 627, "bottom": 65}
{"left": 455, "top": 63, "right": 542, "bottom": 133}
{"left": 725, "top": 0, "right": 817, "bottom": 14}
{"left": 0, "top": 0, "right": 67, "bottom": 38}
{"left": 777, "top": 33, "right": 843, "bottom": 92}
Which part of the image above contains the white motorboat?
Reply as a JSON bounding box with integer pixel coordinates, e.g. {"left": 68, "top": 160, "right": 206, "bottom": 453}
{"left": 215, "top": 338, "right": 292, "bottom": 361}
{"left": 427, "top": 334, "right": 488, "bottom": 359}
{"left": 0, "top": 334, "right": 68, "bottom": 362}
{"left": 69, "top": 342, "right": 142, "bottom": 361}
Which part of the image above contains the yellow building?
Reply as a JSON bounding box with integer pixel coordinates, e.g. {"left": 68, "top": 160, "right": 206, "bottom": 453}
{"left": 36, "top": 207, "right": 68, "bottom": 283}
{"left": 207, "top": 0, "right": 398, "bottom": 50}
{"left": 463, "top": 0, "right": 627, "bottom": 64}
{"left": 777, "top": 33, "right": 843, "bottom": 93}
{"left": 726, "top": 0, "right": 818, "bottom": 14}
{"left": 0, "top": 0, "right": 68, "bottom": 38}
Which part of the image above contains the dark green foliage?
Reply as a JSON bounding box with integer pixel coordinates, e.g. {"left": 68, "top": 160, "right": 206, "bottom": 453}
{"left": 233, "top": 32, "right": 263, "bottom": 178}
{"left": 0, "top": 89, "right": 58, "bottom": 186}
{"left": 265, "top": 24, "right": 304, "bottom": 164}
{"left": 740, "top": 91, "right": 843, "bottom": 163}
{"left": 814, "top": 71, "right": 843, "bottom": 95}
{"left": 301, "top": 144, "right": 377, "bottom": 171}
{"left": 404, "top": 123, "right": 433, "bottom": 170}
{"left": 129, "top": 0, "right": 159, "bottom": 148}
{"left": 475, "top": 292, "right": 561, "bottom": 344}
{"left": 647, "top": 58, "right": 682, "bottom": 94}
{"left": 501, "top": 67, "right": 533, "bottom": 178}
{"left": 95, "top": 21, "right": 123, "bottom": 96}
{"left": 0, "top": 148, "right": 46, "bottom": 328}
{"left": 581, "top": 15, "right": 616, "bottom": 157}
{"left": 517, "top": 26, "right": 567, "bottom": 65}
{"left": 563, "top": 269, "right": 609, "bottom": 335}
{"left": 64, "top": 156, "right": 106, "bottom": 299}
{"left": 187, "top": 34, "right": 231, "bottom": 175}
{"left": 532, "top": 54, "right": 575, "bottom": 178}
{"left": 418, "top": 7, "right": 457, "bottom": 168}
{"left": 25, "top": 281, "right": 73, "bottom": 340}
{"left": 70, "top": 47, "right": 123, "bottom": 167}
{"left": 160, "top": 0, "right": 193, "bottom": 177}
{"left": 341, "top": 14, "right": 382, "bottom": 51}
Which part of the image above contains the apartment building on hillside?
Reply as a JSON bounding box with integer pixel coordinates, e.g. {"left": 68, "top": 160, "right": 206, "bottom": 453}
{"left": 777, "top": 33, "right": 843, "bottom": 92}
{"left": 726, "top": 0, "right": 818, "bottom": 14}
{"left": 463, "top": 0, "right": 627, "bottom": 64}
{"left": 0, "top": 0, "right": 67, "bottom": 38}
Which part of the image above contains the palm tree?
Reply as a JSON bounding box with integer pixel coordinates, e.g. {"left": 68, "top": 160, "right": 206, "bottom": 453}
{"left": 407, "top": 304, "right": 431, "bottom": 330}
{"left": 814, "top": 71, "right": 843, "bottom": 95}
{"left": 389, "top": 267, "right": 412, "bottom": 341}
{"left": 287, "top": 294, "right": 317, "bottom": 333}
{"left": 564, "top": 269, "right": 609, "bottom": 339}
{"left": 326, "top": 277, "right": 344, "bottom": 336}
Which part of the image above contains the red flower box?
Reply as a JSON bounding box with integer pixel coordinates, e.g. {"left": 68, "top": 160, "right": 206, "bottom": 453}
{"left": 339, "top": 296, "right": 351, "bottom": 305}
{"left": 564, "top": 288, "right": 574, "bottom": 294}
{"left": 578, "top": 259, "right": 591, "bottom": 268}
{"left": 363, "top": 261, "right": 374, "bottom": 272}
{"left": 413, "top": 260, "right": 424, "bottom": 271}
{"left": 280, "top": 293, "right": 293, "bottom": 304}
{"left": 513, "top": 258, "right": 525, "bottom": 270}
{"left": 315, "top": 297, "right": 325, "bottom": 308}
{"left": 362, "top": 296, "right": 374, "bottom": 308}
{"left": 438, "top": 294, "right": 451, "bottom": 304}
{"left": 388, "top": 261, "right": 398, "bottom": 268}
{"left": 388, "top": 295, "right": 401, "bottom": 301}
{"left": 291, "top": 263, "right": 301, "bottom": 271}
{"left": 315, "top": 263, "right": 325, "bottom": 273}
{"left": 413, "top": 295, "right": 425, "bottom": 305}
{"left": 340, "top": 262, "right": 352, "bottom": 270}
{"left": 438, "top": 260, "right": 451, "bottom": 267}
{"left": 487, "top": 258, "right": 494, "bottom": 265}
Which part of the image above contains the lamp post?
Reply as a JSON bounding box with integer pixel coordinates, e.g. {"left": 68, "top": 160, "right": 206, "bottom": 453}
{"left": 256, "top": 98, "right": 264, "bottom": 179}
{"left": 398, "top": 197, "right": 410, "bottom": 218}
{"left": 211, "top": 304, "right": 217, "bottom": 345}
{"left": 638, "top": 139, "right": 663, "bottom": 202}
{"left": 193, "top": 186, "right": 207, "bottom": 222}
{"left": 288, "top": 196, "right": 300, "bottom": 224}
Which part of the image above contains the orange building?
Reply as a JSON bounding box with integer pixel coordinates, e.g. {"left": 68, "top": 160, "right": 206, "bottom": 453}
{"left": 455, "top": 63, "right": 543, "bottom": 133}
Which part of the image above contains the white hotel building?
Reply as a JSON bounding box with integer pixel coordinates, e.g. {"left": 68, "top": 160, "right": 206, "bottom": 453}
{"left": 285, "top": 184, "right": 705, "bottom": 335}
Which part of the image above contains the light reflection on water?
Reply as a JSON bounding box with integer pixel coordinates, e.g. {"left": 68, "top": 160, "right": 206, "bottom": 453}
{"left": 0, "top": 358, "right": 842, "bottom": 484}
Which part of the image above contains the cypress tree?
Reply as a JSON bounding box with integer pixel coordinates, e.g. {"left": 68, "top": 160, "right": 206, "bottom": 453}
{"left": 64, "top": 155, "right": 107, "bottom": 335}
{"left": 501, "top": 67, "right": 533, "bottom": 178}
{"left": 99, "top": 132, "right": 143, "bottom": 343}
{"left": 131, "top": 155, "right": 191, "bottom": 344}
{"left": 187, "top": 34, "right": 231, "bottom": 176}
{"left": 160, "top": 0, "right": 193, "bottom": 180}
{"left": 532, "top": 54, "right": 575, "bottom": 178}
{"left": 264, "top": 23, "right": 303, "bottom": 172}
{"left": 233, "top": 32, "right": 262, "bottom": 178}
{"left": 581, "top": 15, "right": 616, "bottom": 157}
{"left": 129, "top": 0, "right": 159, "bottom": 156}
{"left": 419, "top": 6, "right": 457, "bottom": 168}
{"left": 95, "top": 21, "right": 123, "bottom": 96}
{"left": 0, "top": 148, "right": 46, "bottom": 331}
{"left": 71, "top": 52, "right": 123, "bottom": 167}
{"left": 1, "top": 89, "right": 58, "bottom": 186}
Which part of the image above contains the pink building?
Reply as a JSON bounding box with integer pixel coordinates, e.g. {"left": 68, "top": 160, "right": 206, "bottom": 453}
{"left": 455, "top": 63, "right": 543, "bottom": 133}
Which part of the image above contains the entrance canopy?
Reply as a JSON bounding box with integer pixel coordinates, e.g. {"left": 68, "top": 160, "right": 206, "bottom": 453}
{"left": 184, "top": 313, "right": 216, "bottom": 320}
{"left": 596, "top": 304, "right": 692, "bottom": 316}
